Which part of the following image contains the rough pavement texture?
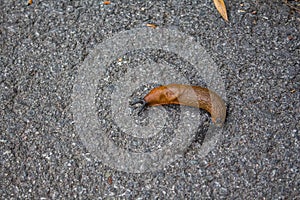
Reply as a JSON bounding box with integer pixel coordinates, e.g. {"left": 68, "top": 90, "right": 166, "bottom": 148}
{"left": 1, "top": 0, "right": 299, "bottom": 199}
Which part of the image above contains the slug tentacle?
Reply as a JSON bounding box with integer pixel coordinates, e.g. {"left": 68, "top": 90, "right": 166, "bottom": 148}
{"left": 130, "top": 99, "right": 148, "bottom": 115}
{"left": 130, "top": 99, "right": 145, "bottom": 106}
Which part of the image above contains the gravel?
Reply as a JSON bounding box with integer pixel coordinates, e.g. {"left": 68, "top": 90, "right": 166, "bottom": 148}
{"left": 1, "top": 0, "right": 299, "bottom": 199}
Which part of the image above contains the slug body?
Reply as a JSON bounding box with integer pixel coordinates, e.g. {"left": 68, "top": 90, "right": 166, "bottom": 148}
{"left": 141, "top": 84, "right": 226, "bottom": 127}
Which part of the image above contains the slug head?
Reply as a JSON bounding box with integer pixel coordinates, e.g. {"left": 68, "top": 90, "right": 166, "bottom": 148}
{"left": 144, "top": 86, "right": 178, "bottom": 106}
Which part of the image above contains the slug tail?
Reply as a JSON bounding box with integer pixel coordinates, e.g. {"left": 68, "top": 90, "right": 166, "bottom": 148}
{"left": 209, "top": 90, "right": 226, "bottom": 127}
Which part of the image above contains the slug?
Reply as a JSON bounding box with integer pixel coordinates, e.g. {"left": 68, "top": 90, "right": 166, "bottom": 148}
{"left": 131, "top": 84, "right": 226, "bottom": 127}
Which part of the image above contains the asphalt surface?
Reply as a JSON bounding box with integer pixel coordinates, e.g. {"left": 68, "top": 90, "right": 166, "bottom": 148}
{"left": 1, "top": 0, "right": 299, "bottom": 199}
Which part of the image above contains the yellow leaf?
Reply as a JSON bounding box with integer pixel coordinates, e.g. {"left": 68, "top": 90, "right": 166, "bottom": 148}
{"left": 213, "top": 0, "right": 228, "bottom": 21}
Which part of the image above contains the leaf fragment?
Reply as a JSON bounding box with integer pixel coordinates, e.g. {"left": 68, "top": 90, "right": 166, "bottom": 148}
{"left": 146, "top": 23, "right": 158, "bottom": 29}
{"left": 213, "top": 0, "right": 228, "bottom": 21}
{"left": 107, "top": 176, "right": 113, "bottom": 185}
{"left": 103, "top": 1, "right": 111, "bottom": 5}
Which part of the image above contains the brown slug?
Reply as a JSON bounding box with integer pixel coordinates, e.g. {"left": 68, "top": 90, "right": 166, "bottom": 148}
{"left": 131, "top": 84, "right": 226, "bottom": 127}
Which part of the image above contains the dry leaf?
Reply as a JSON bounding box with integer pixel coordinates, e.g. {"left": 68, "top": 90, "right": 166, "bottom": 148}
{"left": 107, "top": 176, "right": 113, "bottom": 185}
{"left": 146, "top": 23, "right": 158, "bottom": 29}
{"left": 290, "top": 89, "right": 296, "bottom": 94}
{"left": 28, "top": 0, "right": 33, "bottom": 5}
{"left": 103, "top": 1, "right": 111, "bottom": 5}
{"left": 213, "top": 0, "right": 228, "bottom": 21}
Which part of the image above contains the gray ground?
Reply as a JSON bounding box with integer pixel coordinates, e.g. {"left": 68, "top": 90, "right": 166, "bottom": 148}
{"left": 1, "top": 0, "right": 299, "bottom": 199}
